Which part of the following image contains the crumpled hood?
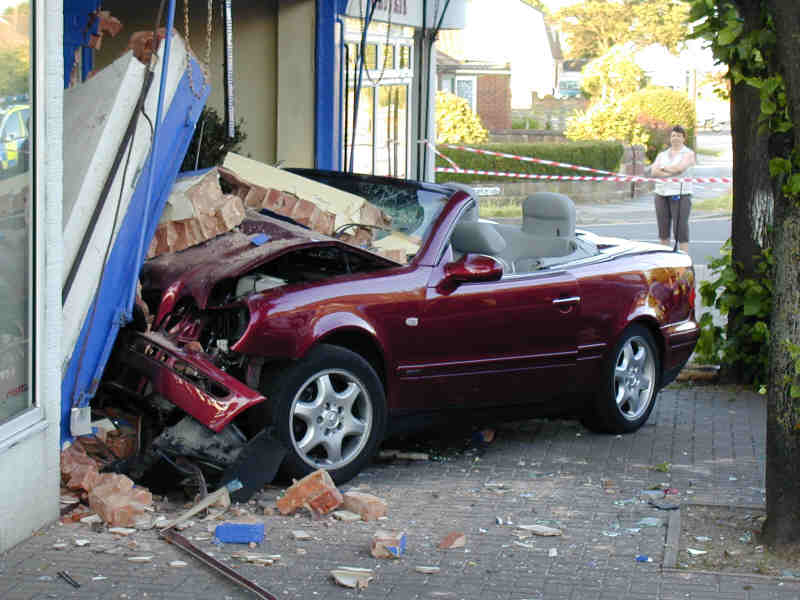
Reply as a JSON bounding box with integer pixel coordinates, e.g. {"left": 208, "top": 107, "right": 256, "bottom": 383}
{"left": 140, "top": 212, "right": 336, "bottom": 309}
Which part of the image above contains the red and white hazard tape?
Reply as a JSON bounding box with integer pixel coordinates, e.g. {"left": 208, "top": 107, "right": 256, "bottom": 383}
{"left": 435, "top": 167, "right": 732, "bottom": 184}
{"left": 438, "top": 143, "right": 624, "bottom": 177}
{"left": 431, "top": 142, "right": 732, "bottom": 184}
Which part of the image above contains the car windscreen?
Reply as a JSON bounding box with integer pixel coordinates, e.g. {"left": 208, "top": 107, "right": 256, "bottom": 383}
{"left": 286, "top": 170, "right": 451, "bottom": 259}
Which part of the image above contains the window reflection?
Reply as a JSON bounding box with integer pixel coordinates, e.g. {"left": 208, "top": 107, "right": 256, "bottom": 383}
{"left": 0, "top": 0, "right": 32, "bottom": 425}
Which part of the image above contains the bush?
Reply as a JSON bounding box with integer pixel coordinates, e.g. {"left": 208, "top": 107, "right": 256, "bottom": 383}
{"left": 511, "top": 115, "right": 542, "bottom": 130}
{"left": 695, "top": 241, "right": 773, "bottom": 386}
{"left": 623, "top": 86, "right": 696, "bottom": 161}
{"left": 564, "top": 100, "right": 649, "bottom": 147}
{"left": 180, "top": 107, "right": 247, "bottom": 172}
{"left": 435, "top": 91, "right": 488, "bottom": 144}
{"left": 434, "top": 140, "right": 625, "bottom": 184}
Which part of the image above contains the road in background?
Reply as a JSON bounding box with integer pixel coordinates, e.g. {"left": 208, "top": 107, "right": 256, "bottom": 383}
{"left": 580, "top": 216, "right": 730, "bottom": 266}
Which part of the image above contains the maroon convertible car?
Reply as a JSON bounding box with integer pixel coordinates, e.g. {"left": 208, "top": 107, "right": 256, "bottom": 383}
{"left": 115, "top": 170, "right": 699, "bottom": 484}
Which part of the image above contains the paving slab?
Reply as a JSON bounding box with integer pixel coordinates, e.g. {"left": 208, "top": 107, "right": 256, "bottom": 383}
{"left": 2, "top": 386, "right": 788, "bottom": 599}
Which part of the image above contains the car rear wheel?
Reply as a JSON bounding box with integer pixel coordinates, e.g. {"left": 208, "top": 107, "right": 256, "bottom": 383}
{"left": 583, "top": 324, "right": 660, "bottom": 434}
{"left": 263, "top": 344, "right": 386, "bottom": 485}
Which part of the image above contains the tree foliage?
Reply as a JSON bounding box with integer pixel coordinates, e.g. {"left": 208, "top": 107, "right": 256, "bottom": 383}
{"left": 180, "top": 107, "right": 246, "bottom": 172}
{"left": 0, "top": 47, "right": 29, "bottom": 97}
{"left": 581, "top": 46, "right": 645, "bottom": 101}
{"left": 690, "top": 0, "right": 800, "bottom": 549}
{"left": 435, "top": 91, "right": 488, "bottom": 145}
{"left": 556, "top": 0, "right": 691, "bottom": 59}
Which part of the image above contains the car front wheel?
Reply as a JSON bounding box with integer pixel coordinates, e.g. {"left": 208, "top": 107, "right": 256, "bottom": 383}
{"left": 264, "top": 344, "right": 386, "bottom": 484}
{"left": 584, "top": 324, "right": 660, "bottom": 434}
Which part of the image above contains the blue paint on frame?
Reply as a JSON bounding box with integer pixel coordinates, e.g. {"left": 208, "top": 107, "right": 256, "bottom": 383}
{"left": 60, "top": 58, "right": 209, "bottom": 443}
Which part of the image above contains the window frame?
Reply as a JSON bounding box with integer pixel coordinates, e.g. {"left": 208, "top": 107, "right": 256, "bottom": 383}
{"left": 0, "top": 0, "right": 45, "bottom": 453}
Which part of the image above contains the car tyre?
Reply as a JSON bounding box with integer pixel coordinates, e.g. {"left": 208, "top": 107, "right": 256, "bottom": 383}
{"left": 583, "top": 324, "right": 660, "bottom": 434}
{"left": 262, "top": 344, "right": 386, "bottom": 485}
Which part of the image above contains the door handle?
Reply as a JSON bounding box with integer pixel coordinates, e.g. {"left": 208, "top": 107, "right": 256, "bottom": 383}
{"left": 552, "top": 296, "right": 581, "bottom": 305}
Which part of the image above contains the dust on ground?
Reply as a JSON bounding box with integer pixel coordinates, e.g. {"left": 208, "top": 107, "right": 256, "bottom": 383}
{"left": 679, "top": 504, "right": 800, "bottom": 577}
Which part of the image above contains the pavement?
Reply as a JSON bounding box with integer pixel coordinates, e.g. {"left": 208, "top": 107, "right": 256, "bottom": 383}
{"left": 0, "top": 386, "right": 785, "bottom": 600}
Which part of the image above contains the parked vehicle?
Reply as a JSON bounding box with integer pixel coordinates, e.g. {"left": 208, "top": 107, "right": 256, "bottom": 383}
{"left": 111, "top": 170, "right": 699, "bottom": 485}
{"left": 0, "top": 104, "right": 30, "bottom": 176}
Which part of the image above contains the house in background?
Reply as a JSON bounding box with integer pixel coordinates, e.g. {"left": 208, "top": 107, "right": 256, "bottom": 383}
{"left": 437, "top": 0, "right": 563, "bottom": 110}
{"left": 437, "top": 50, "right": 512, "bottom": 131}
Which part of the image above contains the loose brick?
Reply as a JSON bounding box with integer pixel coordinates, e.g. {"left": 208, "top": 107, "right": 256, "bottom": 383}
{"left": 276, "top": 469, "right": 342, "bottom": 516}
{"left": 342, "top": 491, "right": 387, "bottom": 521}
{"left": 438, "top": 531, "right": 466, "bottom": 549}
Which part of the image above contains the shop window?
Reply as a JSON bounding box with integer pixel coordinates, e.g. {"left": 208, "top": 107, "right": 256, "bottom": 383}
{"left": 375, "top": 85, "right": 408, "bottom": 178}
{"left": 345, "top": 86, "right": 374, "bottom": 174}
{"left": 382, "top": 44, "right": 395, "bottom": 70}
{"left": 346, "top": 42, "right": 359, "bottom": 70}
{"left": 364, "top": 43, "right": 378, "bottom": 71}
{"left": 399, "top": 45, "right": 411, "bottom": 69}
{"left": 0, "top": 0, "right": 34, "bottom": 431}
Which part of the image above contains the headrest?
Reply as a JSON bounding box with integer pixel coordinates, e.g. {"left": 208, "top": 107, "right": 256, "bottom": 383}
{"left": 522, "top": 193, "right": 575, "bottom": 237}
{"left": 451, "top": 221, "right": 506, "bottom": 256}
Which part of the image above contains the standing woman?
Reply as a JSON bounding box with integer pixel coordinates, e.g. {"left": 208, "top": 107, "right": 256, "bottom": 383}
{"left": 650, "top": 125, "right": 696, "bottom": 252}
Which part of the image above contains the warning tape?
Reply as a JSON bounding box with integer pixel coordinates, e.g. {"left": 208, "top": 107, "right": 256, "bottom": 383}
{"left": 435, "top": 167, "right": 732, "bottom": 184}
{"left": 432, "top": 142, "right": 732, "bottom": 184}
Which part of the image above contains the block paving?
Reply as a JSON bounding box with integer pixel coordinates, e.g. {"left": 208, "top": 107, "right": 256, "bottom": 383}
{"left": 2, "top": 385, "right": 793, "bottom": 600}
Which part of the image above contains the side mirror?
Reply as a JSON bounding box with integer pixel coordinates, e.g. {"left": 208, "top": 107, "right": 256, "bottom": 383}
{"left": 441, "top": 254, "right": 503, "bottom": 291}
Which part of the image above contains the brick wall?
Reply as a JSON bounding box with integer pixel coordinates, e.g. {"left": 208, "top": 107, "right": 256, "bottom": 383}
{"left": 477, "top": 74, "right": 511, "bottom": 132}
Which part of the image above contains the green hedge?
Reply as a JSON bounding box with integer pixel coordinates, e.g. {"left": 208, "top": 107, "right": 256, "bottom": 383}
{"left": 434, "top": 141, "right": 625, "bottom": 184}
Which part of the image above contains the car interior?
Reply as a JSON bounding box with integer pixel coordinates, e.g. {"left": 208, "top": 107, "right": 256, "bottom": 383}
{"left": 449, "top": 192, "right": 599, "bottom": 275}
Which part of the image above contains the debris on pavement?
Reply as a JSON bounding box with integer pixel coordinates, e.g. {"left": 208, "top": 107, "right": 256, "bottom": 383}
{"left": 332, "top": 510, "right": 362, "bottom": 522}
{"left": 636, "top": 517, "right": 663, "bottom": 527}
{"left": 330, "top": 567, "right": 375, "bottom": 589}
{"left": 291, "top": 530, "right": 312, "bottom": 541}
{"left": 160, "top": 487, "right": 230, "bottom": 530}
{"left": 231, "top": 551, "right": 281, "bottom": 565}
{"left": 687, "top": 548, "right": 708, "bottom": 557}
{"left": 57, "top": 570, "right": 81, "bottom": 588}
{"left": 370, "top": 530, "right": 407, "bottom": 558}
{"left": 160, "top": 528, "right": 278, "bottom": 600}
{"left": 649, "top": 499, "right": 680, "bottom": 510}
{"left": 635, "top": 555, "right": 653, "bottom": 562}
{"left": 127, "top": 555, "right": 153, "bottom": 563}
{"left": 415, "top": 566, "right": 441, "bottom": 574}
{"left": 518, "top": 524, "right": 562, "bottom": 537}
{"left": 548, "top": 548, "right": 558, "bottom": 557}
{"left": 378, "top": 449, "right": 430, "bottom": 461}
{"left": 214, "top": 523, "right": 265, "bottom": 544}
{"left": 341, "top": 491, "right": 388, "bottom": 521}
{"left": 438, "top": 532, "right": 467, "bottom": 549}
{"left": 276, "top": 469, "right": 343, "bottom": 516}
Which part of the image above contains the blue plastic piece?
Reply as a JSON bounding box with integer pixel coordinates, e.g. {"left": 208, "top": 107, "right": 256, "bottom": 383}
{"left": 250, "top": 233, "right": 270, "bottom": 246}
{"left": 635, "top": 555, "right": 652, "bottom": 563}
{"left": 215, "top": 523, "right": 265, "bottom": 544}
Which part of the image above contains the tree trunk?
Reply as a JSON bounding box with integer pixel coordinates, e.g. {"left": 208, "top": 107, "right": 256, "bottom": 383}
{"left": 723, "top": 1, "right": 774, "bottom": 383}
{"left": 761, "top": 0, "right": 800, "bottom": 549}
{"left": 729, "top": 82, "right": 773, "bottom": 272}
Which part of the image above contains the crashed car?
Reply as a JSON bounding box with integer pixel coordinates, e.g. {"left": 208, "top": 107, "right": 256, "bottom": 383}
{"left": 108, "top": 169, "right": 699, "bottom": 486}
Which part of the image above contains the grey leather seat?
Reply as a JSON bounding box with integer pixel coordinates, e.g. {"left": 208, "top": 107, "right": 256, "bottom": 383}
{"left": 511, "top": 193, "right": 576, "bottom": 271}
{"left": 450, "top": 220, "right": 511, "bottom": 274}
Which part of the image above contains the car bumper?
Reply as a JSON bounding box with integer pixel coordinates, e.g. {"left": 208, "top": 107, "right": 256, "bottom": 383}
{"left": 118, "top": 331, "right": 266, "bottom": 432}
{"left": 661, "top": 319, "right": 700, "bottom": 384}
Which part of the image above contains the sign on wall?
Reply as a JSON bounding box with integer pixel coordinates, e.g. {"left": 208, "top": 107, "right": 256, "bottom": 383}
{"left": 345, "top": 0, "right": 466, "bottom": 30}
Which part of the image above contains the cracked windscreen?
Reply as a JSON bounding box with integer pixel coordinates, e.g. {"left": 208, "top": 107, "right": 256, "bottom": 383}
{"left": 286, "top": 170, "right": 451, "bottom": 261}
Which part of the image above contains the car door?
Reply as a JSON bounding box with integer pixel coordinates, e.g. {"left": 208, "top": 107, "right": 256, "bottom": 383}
{"left": 396, "top": 259, "right": 581, "bottom": 410}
